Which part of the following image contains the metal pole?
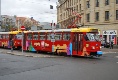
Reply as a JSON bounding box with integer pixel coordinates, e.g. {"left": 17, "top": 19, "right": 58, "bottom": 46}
{"left": 52, "top": 20, "right": 53, "bottom": 30}
{"left": 52, "top": 20, "right": 55, "bottom": 53}
{"left": 0, "top": 0, "right": 1, "bottom": 29}
{"left": 18, "top": 20, "right": 19, "bottom": 31}
{"left": 11, "top": 39, "right": 13, "bottom": 52}
{"left": 22, "top": 31, "right": 23, "bottom": 53}
{"left": 0, "top": 0, "right": 2, "bottom": 21}
{"left": 10, "top": 19, "right": 11, "bottom": 31}
{"left": 52, "top": 20, "right": 54, "bottom": 51}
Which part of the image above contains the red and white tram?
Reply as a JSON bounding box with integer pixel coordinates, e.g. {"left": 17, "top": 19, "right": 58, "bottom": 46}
{"left": 0, "top": 28, "right": 103, "bottom": 57}
{"left": 21, "top": 28, "right": 102, "bottom": 57}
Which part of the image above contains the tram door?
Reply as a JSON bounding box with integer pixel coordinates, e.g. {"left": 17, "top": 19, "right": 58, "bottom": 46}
{"left": 9, "top": 34, "right": 14, "bottom": 46}
{"left": 72, "top": 33, "right": 83, "bottom": 54}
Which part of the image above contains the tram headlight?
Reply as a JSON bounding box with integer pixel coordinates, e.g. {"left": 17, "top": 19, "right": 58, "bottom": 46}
{"left": 92, "top": 46, "right": 95, "bottom": 49}
{"left": 100, "top": 46, "right": 102, "bottom": 49}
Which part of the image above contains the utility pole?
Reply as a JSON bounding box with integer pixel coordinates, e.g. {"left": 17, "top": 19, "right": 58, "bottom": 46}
{"left": 0, "top": 0, "right": 1, "bottom": 16}
{"left": 49, "top": 1, "right": 55, "bottom": 54}
{"left": 18, "top": 19, "right": 20, "bottom": 31}
{"left": 51, "top": 20, "right": 55, "bottom": 53}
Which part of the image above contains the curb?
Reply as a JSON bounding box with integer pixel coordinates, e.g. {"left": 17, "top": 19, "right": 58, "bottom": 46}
{"left": 6, "top": 51, "right": 60, "bottom": 58}
{"left": 103, "top": 52, "right": 117, "bottom": 54}
{"left": 24, "top": 55, "right": 34, "bottom": 57}
{"left": 14, "top": 54, "right": 24, "bottom": 56}
{"left": 6, "top": 52, "right": 12, "bottom": 54}
{"left": 4, "top": 51, "right": 118, "bottom": 57}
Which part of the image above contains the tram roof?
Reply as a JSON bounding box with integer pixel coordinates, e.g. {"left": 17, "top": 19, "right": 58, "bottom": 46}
{"left": 9, "top": 28, "right": 98, "bottom": 34}
{"left": 9, "top": 31, "right": 22, "bottom": 34}
{"left": 10, "top": 31, "right": 30, "bottom": 34}
{"left": 24, "top": 29, "right": 71, "bottom": 33}
{"left": 71, "top": 28, "right": 98, "bottom": 32}
{"left": 23, "top": 28, "right": 98, "bottom": 33}
{"left": 0, "top": 32, "right": 10, "bottom": 34}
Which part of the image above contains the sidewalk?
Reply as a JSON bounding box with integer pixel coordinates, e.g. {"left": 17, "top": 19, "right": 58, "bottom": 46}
{"left": 0, "top": 48, "right": 118, "bottom": 58}
{"left": 0, "top": 50, "right": 62, "bottom": 58}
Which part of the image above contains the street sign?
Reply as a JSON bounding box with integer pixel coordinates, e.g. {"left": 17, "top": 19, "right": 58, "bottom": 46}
{"left": 51, "top": 39, "right": 55, "bottom": 42}
{"left": 21, "top": 26, "right": 25, "bottom": 31}
{"left": 51, "top": 33, "right": 55, "bottom": 39}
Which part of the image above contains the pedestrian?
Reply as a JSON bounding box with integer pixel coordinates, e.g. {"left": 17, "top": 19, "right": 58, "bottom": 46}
{"left": 10, "top": 39, "right": 14, "bottom": 52}
{"left": 110, "top": 40, "right": 113, "bottom": 49}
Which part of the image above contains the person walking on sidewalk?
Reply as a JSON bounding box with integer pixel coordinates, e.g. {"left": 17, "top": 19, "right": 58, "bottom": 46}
{"left": 110, "top": 40, "right": 113, "bottom": 49}
{"left": 10, "top": 39, "right": 14, "bottom": 52}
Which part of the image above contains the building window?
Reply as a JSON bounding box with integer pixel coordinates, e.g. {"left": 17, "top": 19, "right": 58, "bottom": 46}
{"left": 105, "top": 0, "right": 109, "bottom": 5}
{"left": 105, "top": 11, "right": 109, "bottom": 21}
{"left": 86, "top": 1, "right": 90, "bottom": 8}
{"left": 86, "top": 13, "right": 90, "bottom": 22}
{"left": 116, "top": 0, "right": 118, "bottom": 4}
{"left": 116, "top": 10, "right": 118, "bottom": 20}
{"left": 96, "top": 0, "right": 99, "bottom": 7}
{"left": 95, "top": 12, "right": 99, "bottom": 21}
{"left": 80, "top": 4, "right": 81, "bottom": 11}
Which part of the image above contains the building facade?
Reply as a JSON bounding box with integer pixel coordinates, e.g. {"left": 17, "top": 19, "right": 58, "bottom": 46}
{"left": 16, "top": 17, "right": 39, "bottom": 31}
{"left": 57, "top": 0, "right": 118, "bottom": 45}
{"left": 0, "top": 15, "right": 16, "bottom": 31}
{"left": 0, "top": 15, "right": 40, "bottom": 31}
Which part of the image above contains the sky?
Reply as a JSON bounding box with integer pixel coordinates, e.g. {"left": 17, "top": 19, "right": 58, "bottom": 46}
{"left": 1, "top": 0, "right": 58, "bottom": 23}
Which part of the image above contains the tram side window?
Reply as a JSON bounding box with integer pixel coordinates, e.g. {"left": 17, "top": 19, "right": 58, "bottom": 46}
{"left": 55, "top": 33, "right": 62, "bottom": 40}
{"left": 47, "top": 33, "right": 51, "bottom": 40}
{"left": 40, "top": 33, "right": 45, "bottom": 40}
{"left": 33, "top": 33, "right": 38, "bottom": 40}
{"left": 27, "top": 33, "right": 32, "bottom": 40}
{"left": 3, "top": 35, "right": 5, "bottom": 39}
{"left": 63, "top": 33, "right": 71, "bottom": 40}
{"left": 6, "top": 34, "right": 9, "bottom": 39}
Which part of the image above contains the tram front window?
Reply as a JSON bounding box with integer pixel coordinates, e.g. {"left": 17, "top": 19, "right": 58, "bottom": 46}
{"left": 85, "top": 33, "right": 100, "bottom": 41}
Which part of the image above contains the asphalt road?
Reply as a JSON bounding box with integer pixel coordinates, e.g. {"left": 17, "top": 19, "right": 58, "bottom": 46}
{"left": 0, "top": 52, "right": 118, "bottom": 80}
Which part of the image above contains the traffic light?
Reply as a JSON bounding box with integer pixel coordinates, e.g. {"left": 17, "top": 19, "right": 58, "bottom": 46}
{"left": 50, "top": 5, "right": 53, "bottom": 9}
